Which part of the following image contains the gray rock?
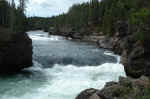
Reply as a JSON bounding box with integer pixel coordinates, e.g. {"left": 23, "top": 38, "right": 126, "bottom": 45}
{"left": 76, "top": 88, "right": 99, "bottom": 99}
{"left": 97, "top": 36, "right": 114, "bottom": 50}
{"left": 89, "top": 93, "right": 101, "bottom": 99}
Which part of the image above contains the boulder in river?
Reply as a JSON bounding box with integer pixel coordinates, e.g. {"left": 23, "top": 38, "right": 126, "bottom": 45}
{"left": 0, "top": 27, "right": 33, "bottom": 73}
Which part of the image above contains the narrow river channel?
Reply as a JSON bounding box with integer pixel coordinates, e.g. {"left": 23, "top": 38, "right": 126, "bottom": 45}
{"left": 0, "top": 30, "right": 126, "bottom": 99}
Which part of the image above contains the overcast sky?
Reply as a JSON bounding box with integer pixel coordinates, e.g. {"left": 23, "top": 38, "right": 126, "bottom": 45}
{"left": 26, "top": 0, "right": 90, "bottom": 17}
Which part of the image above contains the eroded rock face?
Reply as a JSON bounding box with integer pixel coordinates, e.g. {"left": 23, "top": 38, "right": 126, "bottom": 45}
{"left": 97, "top": 21, "right": 146, "bottom": 78}
{"left": 76, "top": 76, "right": 150, "bottom": 99}
{"left": 75, "top": 88, "right": 100, "bottom": 99}
{"left": 0, "top": 30, "right": 32, "bottom": 73}
{"left": 113, "top": 34, "right": 145, "bottom": 78}
{"left": 97, "top": 36, "right": 114, "bottom": 50}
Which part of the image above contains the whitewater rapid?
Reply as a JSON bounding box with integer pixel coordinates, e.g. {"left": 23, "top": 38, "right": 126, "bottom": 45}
{"left": 0, "top": 30, "right": 126, "bottom": 99}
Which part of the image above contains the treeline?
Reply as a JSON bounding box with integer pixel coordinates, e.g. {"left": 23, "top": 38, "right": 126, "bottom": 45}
{"left": 49, "top": 0, "right": 150, "bottom": 43}
{"left": 51, "top": 0, "right": 101, "bottom": 29}
{"left": 27, "top": 17, "right": 51, "bottom": 31}
{"left": 27, "top": 0, "right": 150, "bottom": 44}
{"left": 0, "top": 0, "right": 27, "bottom": 33}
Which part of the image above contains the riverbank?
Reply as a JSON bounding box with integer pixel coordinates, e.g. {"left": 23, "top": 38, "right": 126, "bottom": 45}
{"left": 47, "top": 25, "right": 147, "bottom": 99}
{"left": 49, "top": 29, "right": 146, "bottom": 76}
{"left": 0, "top": 30, "right": 126, "bottom": 99}
{"left": 76, "top": 76, "right": 150, "bottom": 99}
{"left": 75, "top": 32, "right": 147, "bottom": 98}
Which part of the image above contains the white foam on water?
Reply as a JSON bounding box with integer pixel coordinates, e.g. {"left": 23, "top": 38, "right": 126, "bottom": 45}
{"left": 104, "top": 51, "right": 121, "bottom": 63}
{"left": 1, "top": 31, "right": 126, "bottom": 99}
{"left": 27, "top": 31, "right": 65, "bottom": 41}
{"left": 1, "top": 57, "right": 126, "bottom": 99}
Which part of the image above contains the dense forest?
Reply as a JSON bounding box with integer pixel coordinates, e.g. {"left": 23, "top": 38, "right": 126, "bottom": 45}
{"left": 1, "top": 0, "right": 149, "bottom": 43}
{"left": 0, "top": 0, "right": 150, "bottom": 99}
{"left": 27, "top": 17, "right": 50, "bottom": 31}
{"left": 0, "top": 0, "right": 27, "bottom": 33}
{"left": 29, "top": 0, "right": 149, "bottom": 44}
{"left": 53, "top": 0, "right": 150, "bottom": 43}
{"left": 0, "top": 0, "right": 33, "bottom": 73}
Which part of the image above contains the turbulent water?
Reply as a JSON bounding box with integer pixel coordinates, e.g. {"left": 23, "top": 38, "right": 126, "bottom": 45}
{"left": 0, "top": 30, "right": 126, "bottom": 99}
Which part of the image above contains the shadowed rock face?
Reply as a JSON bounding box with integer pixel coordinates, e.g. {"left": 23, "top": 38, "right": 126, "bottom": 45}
{"left": 0, "top": 28, "right": 32, "bottom": 73}
{"left": 75, "top": 21, "right": 149, "bottom": 99}
{"left": 76, "top": 76, "right": 150, "bottom": 99}
{"left": 97, "top": 21, "right": 146, "bottom": 78}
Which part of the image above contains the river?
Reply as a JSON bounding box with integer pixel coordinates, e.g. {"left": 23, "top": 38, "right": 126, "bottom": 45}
{"left": 0, "top": 30, "right": 126, "bottom": 99}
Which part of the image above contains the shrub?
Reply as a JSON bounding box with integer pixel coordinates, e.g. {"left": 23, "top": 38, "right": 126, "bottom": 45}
{"left": 130, "top": 8, "right": 150, "bottom": 44}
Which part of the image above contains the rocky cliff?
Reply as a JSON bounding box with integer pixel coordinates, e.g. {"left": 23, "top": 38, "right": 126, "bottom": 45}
{"left": 75, "top": 21, "right": 148, "bottom": 98}
{"left": 0, "top": 27, "right": 32, "bottom": 73}
{"left": 97, "top": 21, "right": 146, "bottom": 78}
{"left": 76, "top": 76, "right": 150, "bottom": 99}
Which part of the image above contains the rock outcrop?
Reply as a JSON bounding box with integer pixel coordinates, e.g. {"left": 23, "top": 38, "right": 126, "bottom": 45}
{"left": 76, "top": 88, "right": 100, "bottom": 99}
{"left": 75, "top": 21, "right": 148, "bottom": 99}
{"left": 76, "top": 76, "right": 150, "bottom": 99}
{"left": 97, "top": 36, "right": 114, "bottom": 50}
{"left": 0, "top": 27, "right": 32, "bottom": 73}
{"left": 97, "top": 21, "right": 146, "bottom": 78}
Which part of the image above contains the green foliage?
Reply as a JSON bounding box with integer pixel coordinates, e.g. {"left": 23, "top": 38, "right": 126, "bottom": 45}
{"left": 46, "top": 0, "right": 149, "bottom": 37}
{"left": 0, "top": 0, "right": 10, "bottom": 27}
{"left": 47, "top": 1, "right": 100, "bottom": 33}
{"left": 0, "top": 0, "right": 27, "bottom": 32}
{"left": 130, "top": 8, "right": 150, "bottom": 44}
{"left": 131, "top": 8, "right": 150, "bottom": 25}
{"left": 112, "top": 80, "right": 150, "bottom": 99}
{"left": 27, "top": 17, "right": 51, "bottom": 30}
{"left": 133, "top": 81, "right": 150, "bottom": 99}
{"left": 28, "top": 0, "right": 149, "bottom": 43}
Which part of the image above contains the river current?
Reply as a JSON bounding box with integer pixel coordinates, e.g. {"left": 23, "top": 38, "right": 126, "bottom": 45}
{"left": 0, "top": 30, "right": 126, "bottom": 99}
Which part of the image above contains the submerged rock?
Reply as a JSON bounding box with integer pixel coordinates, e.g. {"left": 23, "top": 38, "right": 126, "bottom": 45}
{"left": 0, "top": 27, "right": 32, "bottom": 73}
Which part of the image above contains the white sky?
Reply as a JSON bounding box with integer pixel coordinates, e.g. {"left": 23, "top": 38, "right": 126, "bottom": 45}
{"left": 26, "top": 0, "right": 90, "bottom": 17}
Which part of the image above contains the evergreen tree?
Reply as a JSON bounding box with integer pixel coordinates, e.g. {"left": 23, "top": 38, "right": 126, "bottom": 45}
{"left": 0, "top": 0, "right": 28, "bottom": 32}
